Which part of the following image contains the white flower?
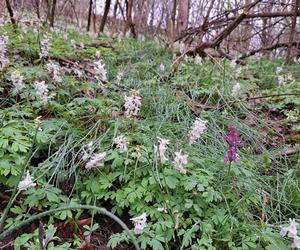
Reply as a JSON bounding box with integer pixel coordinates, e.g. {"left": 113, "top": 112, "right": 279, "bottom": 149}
{"left": 114, "top": 135, "right": 128, "bottom": 153}
{"left": 276, "top": 66, "right": 283, "bottom": 75}
{"left": 18, "top": 171, "right": 36, "bottom": 191}
{"left": 95, "top": 50, "right": 101, "bottom": 59}
{"left": 11, "top": 70, "right": 25, "bottom": 92}
{"left": 124, "top": 94, "right": 142, "bottom": 117}
{"left": 94, "top": 60, "right": 107, "bottom": 82}
{"left": 188, "top": 118, "right": 208, "bottom": 145}
{"left": 46, "top": 61, "right": 62, "bottom": 83}
{"left": 235, "top": 67, "right": 241, "bottom": 78}
{"left": 70, "top": 39, "right": 76, "bottom": 49}
{"left": 292, "top": 236, "right": 300, "bottom": 249}
{"left": 280, "top": 218, "right": 298, "bottom": 238}
{"left": 229, "top": 60, "right": 236, "bottom": 69}
{"left": 157, "top": 207, "right": 167, "bottom": 213}
{"left": 157, "top": 137, "right": 169, "bottom": 163}
{"left": 130, "top": 213, "right": 147, "bottom": 234}
{"left": 39, "top": 36, "right": 50, "bottom": 59}
{"left": 85, "top": 152, "right": 106, "bottom": 170}
{"left": 232, "top": 82, "right": 241, "bottom": 96}
{"left": 173, "top": 151, "right": 188, "bottom": 174}
{"left": 195, "top": 55, "right": 202, "bottom": 65}
{"left": 116, "top": 70, "right": 124, "bottom": 82}
{"left": 159, "top": 64, "right": 165, "bottom": 71}
{"left": 0, "top": 36, "right": 9, "bottom": 70}
{"left": 34, "top": 80, "right": 49, "bottom": 104}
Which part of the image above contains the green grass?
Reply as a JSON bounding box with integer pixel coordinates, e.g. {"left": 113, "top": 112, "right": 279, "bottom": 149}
{"left": 0, "top": 23, "right": 299, "bottom": 249}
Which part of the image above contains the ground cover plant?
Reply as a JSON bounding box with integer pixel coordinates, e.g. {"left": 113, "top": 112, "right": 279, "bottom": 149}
{"left": 0, "top": 19, "right": 299, "bottom": 250}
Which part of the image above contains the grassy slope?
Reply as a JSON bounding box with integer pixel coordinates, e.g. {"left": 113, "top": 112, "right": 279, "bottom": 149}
{"left": 0, "top": 22, "right": 300, "bottom": 249}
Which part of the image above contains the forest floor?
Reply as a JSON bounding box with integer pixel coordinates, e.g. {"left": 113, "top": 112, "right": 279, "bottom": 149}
{"left": 0, "top": 19, "right": 299, "bottom": 250}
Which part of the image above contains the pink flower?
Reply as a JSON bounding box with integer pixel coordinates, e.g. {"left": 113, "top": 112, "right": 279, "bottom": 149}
{"left": 130, "top": 213, "right": 147, "bottom": 234}
{"left": 124, "top": 94, "right": 141, "bottom": 117}
{"left": 224, "top": 124, "right": 241, "bottom": 164}
{"left": 188, "top": 118, "right": 208, "bottom": 144}
{"left": 157, "top": 137, "right": 169, "bottom": 163}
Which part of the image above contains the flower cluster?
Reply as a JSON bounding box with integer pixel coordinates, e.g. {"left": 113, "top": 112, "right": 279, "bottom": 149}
{"left": 124, "top": 94, "right": 142, "bottom": 117}
{"left": 224, "top": 124, "right": 241, "bottom": 164}
{"left": 116, "top": 70, "right": 124, "bottom": 82}
{"left": 0, "top": 35, "right": 9, "bottom": 70}
{"left": 18, "top": 171, "right": 36, "bottom": 191}
{"left": 46, "top": 61, "right": 62, "bottom": 83}
{"left": 188, "top": 118, "right": 208, "bottom": 144}
{"left": 34, "top": 80, "right": 49, "bottom": 104}
{"left": 94, "top": 60, "right": 107, "bottom": 82}
{"left": 195, "top": 55, "right": 203, "bottom": 65}
{"left": 130, "top": 213, "right": 147, "bottom": 234}
{"left": 173, "top": 150, "right": 188, "bottom": 174}
{"left": 156, "top": 137, "right": 169, "bottom": 163}
{"left": 11, "top": 70, "right": 25, "bottom": 92}
{"left": 81, "top": 141, "right": 94, "bottom": 161}
{"left": 113, "top": 135, "right": 128, "bottom": 153}
{"left": 85, "top": 152, "right": 106, "bottom": 170}
{"left": 39, "top": 36, "right": 50, "bottom": 59}
{"left": 232, "top": 82, "right": 241, "bottom": 96}
{"left": 280, "top": 218, "right": 300, "bottom": 249}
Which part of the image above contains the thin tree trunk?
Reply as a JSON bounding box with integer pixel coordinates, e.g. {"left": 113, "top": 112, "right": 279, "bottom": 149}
{"left": 5, "top": 0, "right": 17, "bottom": 25}
{"left": 285, "top": 0, "right": 300, "bottom": 63}
{"left": 170, "top": 0, "right": 177, "bottom": 39}
{"left": 123, "top": 0, "right": 136, "bottom": 37}
{"left": 49, "top": 0, "right": 57, "bottom": 27}
{"left": 99, "top": 0, "right": 111, "bottom": 34}
{"left": 35, "top": 0, "right": 40, "bottom": 19}
{"left": 87, "top": 0, "right": 93, "bottom": 31}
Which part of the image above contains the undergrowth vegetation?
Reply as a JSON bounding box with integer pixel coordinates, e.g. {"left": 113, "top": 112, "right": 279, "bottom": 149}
{"left": 0, "top": 21, "right": 299, "bottom": 250}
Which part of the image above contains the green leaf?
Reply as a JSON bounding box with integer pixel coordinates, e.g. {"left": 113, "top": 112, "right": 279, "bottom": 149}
{"left": 165, "top": 175, "right": 178, "bottom": 189}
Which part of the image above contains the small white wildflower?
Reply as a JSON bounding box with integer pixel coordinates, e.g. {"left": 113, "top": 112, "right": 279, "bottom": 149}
{"left": 34, "top": 80, "right": 49, "bottom": 104}
{"left": 195, "top": 55, "right": 202, "bottom": 65}
{"left": 188, "top": 118, "right": 208, "bottom": 145}
{"left": 157, "top": 137, "right": 169, "bottom": 163}
{"left": 114, "top": 135, "right": 128, "bottom": 153}
{"left": 94, "top": 60, "right": 107, "bottom": 82}
{"left": 157, "top": 207, "right": 167, "bottom": 213}
{"left": 116, "top": 70, "right": 124, "bottom": 82}
{"left": 124, "top": 94, "right": 142, "bottom": 117}
{"left": 276, "top": 66, "right": 283, "bottom": 75}
{"left": 70, "top": 39, "right": 76, "bottom": 49}
{"left": 229, "top": 60, "right": 236, "bottom": 69}
{"left": 0, "top": 36, "right": 9, "bottom": 70}
{"left": 173, "top": 151, "right": 188, "bottom": 174}
{"left": 159, "top": 64, "right": 165, "bottom": 71}
{"left": 39, "top": 36, "right": 50, "bottom": 59}
{"left": 280, "top": 218, "right": 298, "bottom": 238}
{"left": 232, "top": 82, "right": 241, "bottom": 96}
{"left": 130, "top": 213, "right": 147, "bottom": 234}
{"left": 81, "top": 141, "right": 94, "bottom": 161}
{"left": 11, "top": 70, "right": 25, "bottom": 92}
{"left": 18, "top": 171, "right": 36, "bottom": 191}
{"left": 95, "top": 50, "right": 101, "bottom": 59}
{"left": 278, "top": 75, "right": 286, "bottom": 85}
{"left": 46, "top": 61, "right": 62, "bottom": 83}
{"left": 85, "top": 152, "right": 106, "bottom": 170}
{"left": 235, "top": 67, "right": 241, "bottom": 78}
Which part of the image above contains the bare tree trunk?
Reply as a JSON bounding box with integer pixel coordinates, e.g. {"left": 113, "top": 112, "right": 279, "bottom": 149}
{"left": 99, "top": 0, "right": 111, "bottom": 34}
{"left": 123, "top": 0, "right": 136, "bottom": 37}
{"left": 35, "top": 0, "right": 40, "bottom": 19}
{"left": 285, "top": 0, "right": 300, "bottom": 63}
{"left": 5, "top": 0, "right": 17, "bottom": 25}
{"left": 177, "top": 0, "right": 189, "bottom": 35}
{"left": 87, "top": 0, "right": 93, "bottom": 31}
{"left": 49, "top": 0, "right": 57, "bottom": 27}
{"left": 170, "top": 0, "right": 177, "bottom": 39}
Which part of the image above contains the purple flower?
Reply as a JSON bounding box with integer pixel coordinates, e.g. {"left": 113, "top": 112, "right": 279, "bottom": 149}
{"left": 224, "top": 125, "right": 241, "bottom": 164}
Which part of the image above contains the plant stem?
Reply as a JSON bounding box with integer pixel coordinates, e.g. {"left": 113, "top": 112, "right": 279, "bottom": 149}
{"left": 227, "top": 162, "right": 232, "bottom": 177}
{"left": 0, "top": 205, "right": 140, "bottom": 250}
